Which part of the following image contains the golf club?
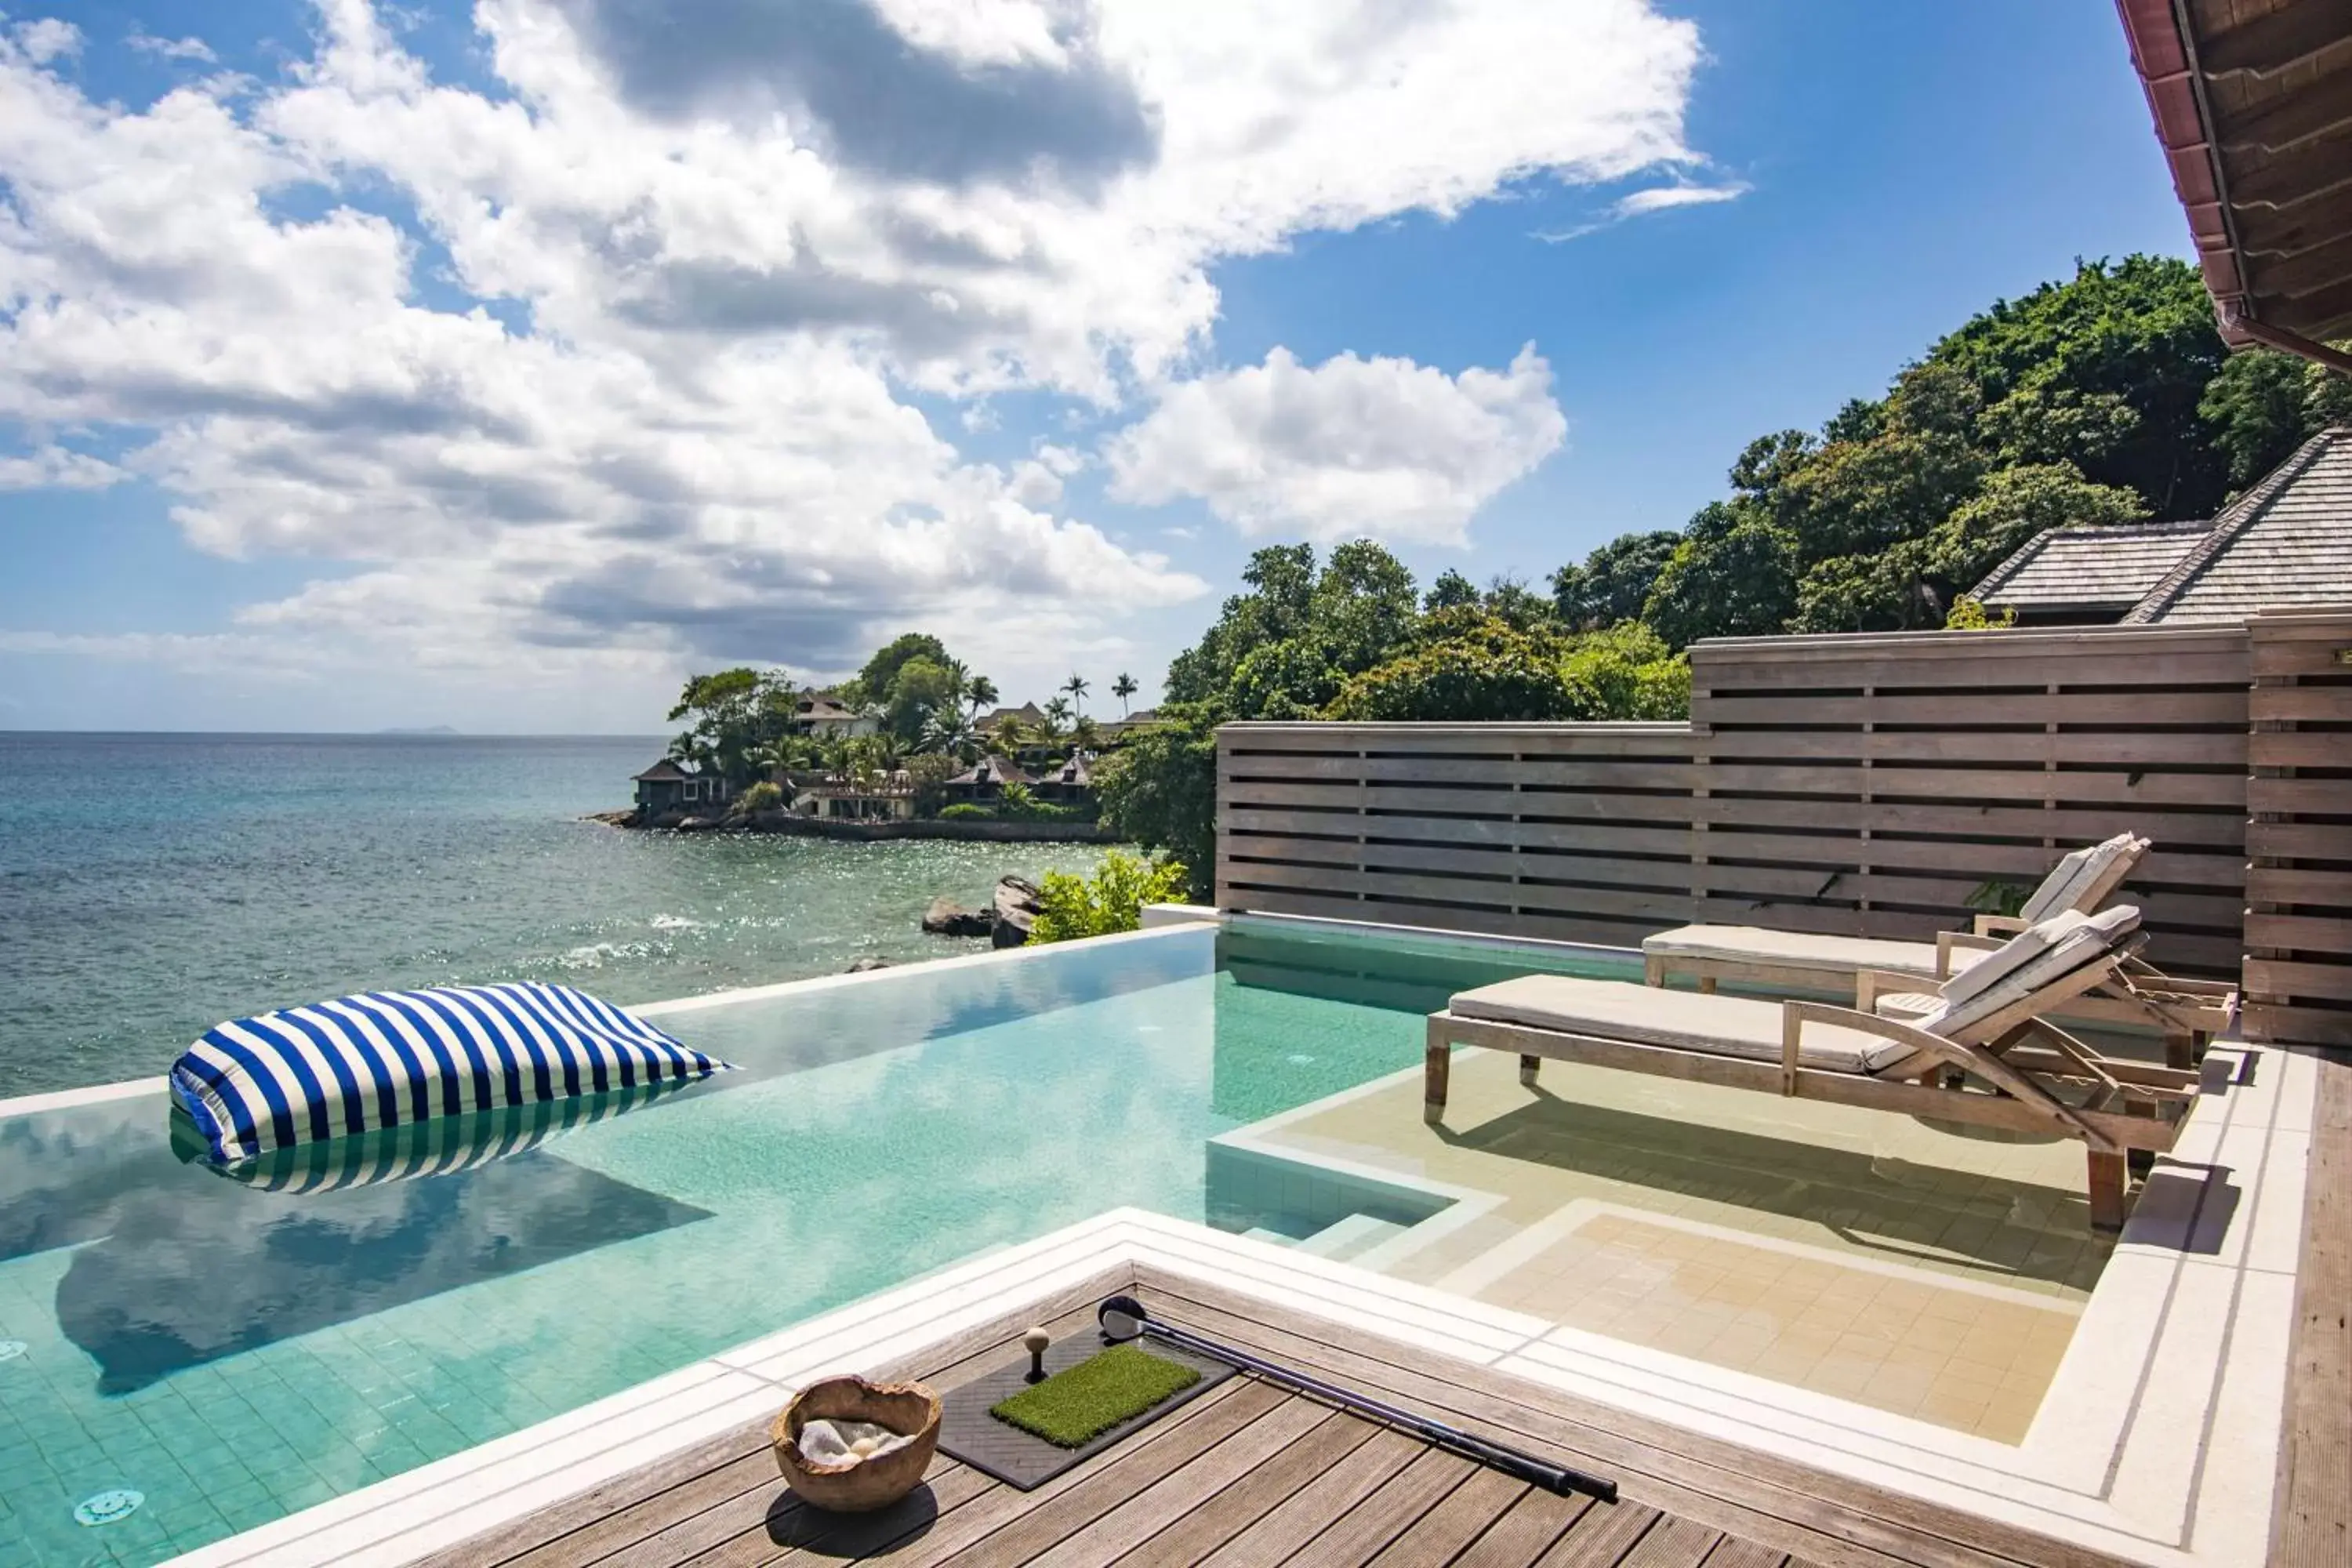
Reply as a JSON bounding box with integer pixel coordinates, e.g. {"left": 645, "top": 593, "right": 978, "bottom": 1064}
{"left": 1097, "top": 1294, "right": 1617, "bottom": 1503}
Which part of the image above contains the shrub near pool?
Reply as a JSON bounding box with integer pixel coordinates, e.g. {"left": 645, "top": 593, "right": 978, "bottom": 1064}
{"left": 988, "top": 1345, "right": 1202, "bottom": 1448}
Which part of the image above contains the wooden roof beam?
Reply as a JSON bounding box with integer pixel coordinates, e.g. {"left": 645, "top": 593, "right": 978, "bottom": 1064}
{"left": 2197, "top": 5, "right": 2351, "bottom": 79}
{"left": 2216, "top": 72, "right": 2352, "bottom": 155}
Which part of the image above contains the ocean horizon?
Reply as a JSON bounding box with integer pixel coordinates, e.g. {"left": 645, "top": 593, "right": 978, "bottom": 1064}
{"left": 0, "top": 731, "right": 1110, "bottom": 1099}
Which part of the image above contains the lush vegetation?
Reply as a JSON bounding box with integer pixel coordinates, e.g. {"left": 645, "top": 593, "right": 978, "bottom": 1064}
{"left": 1029, "top": 852, "right": 1192, "bottom": 944}
{"left": 1098, "top": 256, "right": 2350, "bottom": 896}
{"left": 1557, "top": 256, "right": 2351, "bottom": 644}
{"left": 663, "top": 633, "right": 1117, "bottom": 797}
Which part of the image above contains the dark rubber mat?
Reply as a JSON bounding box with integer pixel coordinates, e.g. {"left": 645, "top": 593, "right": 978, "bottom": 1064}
{"left": 937, "top": 1334, "right": 1236, "bottom": 1490}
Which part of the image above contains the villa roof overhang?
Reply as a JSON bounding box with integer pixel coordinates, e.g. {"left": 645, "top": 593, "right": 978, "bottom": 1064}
{"left": 2117, "top": 0, "right": 2352, "bottom": 370}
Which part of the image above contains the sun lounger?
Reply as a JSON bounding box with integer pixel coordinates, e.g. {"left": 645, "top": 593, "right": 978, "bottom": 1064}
{"left": 1428, "top": 907, "right": 2201, "bottom": 1230}
{"left": 1639, "top": 833, "right": 2233, "bottom": 1063}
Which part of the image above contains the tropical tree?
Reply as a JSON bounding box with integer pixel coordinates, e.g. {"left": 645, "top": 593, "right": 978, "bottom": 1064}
{"left": 1070, "top": 714, "right": 1102, "bottom": 755}
{"left": 964, "top": 674, "right": 1000, "bottom": 722}
{"left": 1062, "top": 673, "right": 1091, "bottom": 717}
{"left": 988, "top": 715, "right": 1028, "bottom": 757}
{"left": 1549, "top": 532, "right": 1680, "bottom": 631}
{"left": 1042, "top": 695, "right": 1072, "bottom": 736}
{"left": 920, "top": 708, "right": 978, "bottom": 761}
{"left": 1112, "top": 673, "right": 1138, "bottom": 717}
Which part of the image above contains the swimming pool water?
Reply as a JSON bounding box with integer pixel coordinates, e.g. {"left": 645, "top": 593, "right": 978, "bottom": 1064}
{"left": 0, "top": 923, "right": 1636, "bottom": 1566}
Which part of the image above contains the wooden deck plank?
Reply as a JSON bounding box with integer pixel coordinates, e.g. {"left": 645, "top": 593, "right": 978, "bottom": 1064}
{"left": 2270, "top": 1049, "right": 2352, "bottom": 1568}
{"left": 1192, "top": 1426, "right": 1426, "bottom": 1567}
{"left": 1699, "top": 1539, "right": 1791, "bottom": 1568}
{"left": 1619, "top": 1515, "right": 1730, "bottom": 1568}
{"left": 1110, "top": 1404, "right": 1381, "bottom": 1568}
{"left": 412, "top": 1426, "right": 775, "bottom": 1568}
{"left": 648, "top": 1460, "right": 976, "bottom": 1568}
{"left": 508, "top": 1451, "right": 780, "bottom": 1568}
{"left": 1534, "top": 1501, "right": 1664, "bottom": 1568}
{"left": 874, "top": 1378, "right": 1284, "bottom": 1567}
{"left": 758, "top": 1465, "right": 1000, "bottom": 1567}
{"left": 1284, "top": 1447, "right": 1479, "bottom": 1567}
{"left": 1448, "top": 1487, "right": 1595, "bottom": 1568}
{"left": 1138, "top": 1274, "right": 2091, "bottom": 1568}
{"left": 1363, "top": 1465, "right": 1531, "bottom": 1566}
{"left": 1022, "top": 1396, "right": 1341, "bottom": 1568}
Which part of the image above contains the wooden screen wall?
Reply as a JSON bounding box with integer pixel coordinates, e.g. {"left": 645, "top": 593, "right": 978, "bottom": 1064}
{"left": 2244, "top": 609, "right": 2352, "bottom": 1047}
{"left": 1218, "top": 621, "right": 2306, "bottom": 1005}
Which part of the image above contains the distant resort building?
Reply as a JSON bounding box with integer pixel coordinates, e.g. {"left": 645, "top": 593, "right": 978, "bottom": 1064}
{"left": 631, "top": 758, "right": 733, "bottom": 816}
{"left": 1093, "top": 707, "right": 1160, "bottom": 743}
{"left": 979, "top": 702, "right": 1047, "bottom": 734}
{"left": 793, "top": 771, "right": 916, "bottom": 822}
{"left": 1971, "top": 426, "right": 2352, "bottom": 626}
{"left": 1033, "top": 752, "right": 1092, "bottom": 807}
{"left": 942, "top": 755, "right": 1029, "bottom": 804}
{"left": 793, "top": 691, "right": 880, "bottom": 739}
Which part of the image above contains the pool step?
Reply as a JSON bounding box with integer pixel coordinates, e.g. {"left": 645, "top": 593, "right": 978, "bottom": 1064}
{"left": 1294, "top": 1213, "right": 1408, "bottom": 1262}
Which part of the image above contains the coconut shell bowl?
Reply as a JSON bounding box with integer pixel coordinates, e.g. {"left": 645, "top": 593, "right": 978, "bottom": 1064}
{"left": 771, "top": 1375, "right": 943, "bottom": 1512}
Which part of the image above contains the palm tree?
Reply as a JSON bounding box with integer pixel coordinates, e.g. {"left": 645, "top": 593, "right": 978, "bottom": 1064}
{"left": 920, "top": 709, "right": 976, "bottom": 759}
{"left": 1043, "top": 695, "right": 1072, "bottom": 737}
{"left": 964, "top": 674, "right": 999, "bottom": 724}
{"left": 988, "top": 715, "right": 1027, "bottom": 758}
{"left": 1062, "top": 673, "right": 1091, "bottom": 718}
{"left": 1112, "top": 673, "right": 1138, "bottom": 717}
{"left": 1070, "top": 714, "right": 1101, "bottom": 756}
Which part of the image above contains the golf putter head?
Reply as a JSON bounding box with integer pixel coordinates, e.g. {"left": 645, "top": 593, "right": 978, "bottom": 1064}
{"left": 1098, "top": 1294, "right": 1149, "bottom": 1343}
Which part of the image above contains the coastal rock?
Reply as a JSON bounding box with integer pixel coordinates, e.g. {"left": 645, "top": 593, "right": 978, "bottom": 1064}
{"left": 921, "top": 898, "right": 995, "bottom": 938}
{"left": 584, "top": 809, "right": 641, "bottom": 828}
{"left": 845, "top": 956, "right": 894, "bottom": 973}
{"left": 992, "top": 875, "right": 1042, "bottom": 948}
{"left": 676, "top": 815, "right": 719, "bottom": 832}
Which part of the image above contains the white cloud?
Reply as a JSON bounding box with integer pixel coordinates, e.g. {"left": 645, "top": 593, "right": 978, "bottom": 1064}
{"left": 9, "top": 16, "right": 76, "bottom": 63}
{"left": 1102, "top": 344, "right": 1566, "bottom": 544}
{"left": 127, "top": 31, "right": 219, "bottom": 63}
{"left": 1613, "top": 180, "right": 1747, "bottom": 216}
{"left": 0, "top": 0, "right": 1703, "bottom": 708}
{"left": 1534, "top": 176, "right": 1748, "bottom": 242}
{"left": 0, "top": 445, "right": 126, "bottom": 489}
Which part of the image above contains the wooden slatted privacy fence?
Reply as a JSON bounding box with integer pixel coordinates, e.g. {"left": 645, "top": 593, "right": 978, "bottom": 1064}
{"left": 2244, "top": 608, "right": 2352, "bottom": 1048}
{"left": 1216, "top": 616, "right": 2352, "bottom": 1047}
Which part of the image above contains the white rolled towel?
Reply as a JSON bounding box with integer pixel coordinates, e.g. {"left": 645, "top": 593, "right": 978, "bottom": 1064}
{"left": 797, "top": 1417, "right": 915, "bottom": 1466}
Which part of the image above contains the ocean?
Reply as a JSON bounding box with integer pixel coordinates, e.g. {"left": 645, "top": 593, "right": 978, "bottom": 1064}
{"left": 0, "top": 733, "right": 1112, "bottom": 1098}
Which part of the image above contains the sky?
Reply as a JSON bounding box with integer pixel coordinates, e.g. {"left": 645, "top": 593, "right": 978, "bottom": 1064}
{"left": 0, "top": 0, "right": 2199, "bottom": 735}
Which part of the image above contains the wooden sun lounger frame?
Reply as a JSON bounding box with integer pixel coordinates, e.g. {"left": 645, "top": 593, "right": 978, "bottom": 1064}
{"left": 1642, "top": 910, "right": 2237, "bottom": 1070}
{"left": 1428, "top": 948, "right": 2203, "bottom": 1232}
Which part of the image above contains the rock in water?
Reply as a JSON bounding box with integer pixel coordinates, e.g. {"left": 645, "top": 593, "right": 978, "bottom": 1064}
{"left": 921, "top": 897, "right": 994, "bottom": 938}
{"left": 846, "top": 956, "right": 894, "bottom": 973}
{"left": 992, "top": 875, "right": 1042, "bottom": 948}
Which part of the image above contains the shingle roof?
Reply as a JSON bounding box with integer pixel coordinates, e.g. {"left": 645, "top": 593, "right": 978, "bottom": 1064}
{"left": 1967, "top": 426, "right": 2352, "bottom": 626}
{"left": 632, "top": 758, "right": 693, "bottom": 782}
{"left": 1970, "top": 520, "right": 2212, "bottom": 615}
{"left": 2122, "top": 426, "right": 2352, "bottom": 624}
{"left": 946, "top": 755, "right": 1032, "bottom": 786}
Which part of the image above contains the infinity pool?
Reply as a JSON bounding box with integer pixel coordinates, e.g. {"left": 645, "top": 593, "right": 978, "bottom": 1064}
{"left": 0, "top": 919, "right": 2132, "bottom": 1566}
{"left": 0, "top": 921, "right": 1640, "bottom": 1566}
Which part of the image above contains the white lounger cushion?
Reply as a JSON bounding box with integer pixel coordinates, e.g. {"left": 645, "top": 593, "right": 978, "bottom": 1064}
{"left": 1642, "top": 925, "right": 1948, "bottom": 978}
{"left": 1449, "top": 974, "right": 1918, "bottom": 1074}
{"left": 1642, "top": 834, "right": 2147, "bottom": 981}
{"left": 1923, "top": 906, "right": 2141, "bottom": 1038}
{"left": 2018, "top": 833, "right": 2146, "bottom": 922}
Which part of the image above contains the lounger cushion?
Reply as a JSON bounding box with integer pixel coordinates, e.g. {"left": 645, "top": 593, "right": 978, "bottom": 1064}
{"left": 1449, "top": 975, "right": 1918, "bottom": 1074}
{"left": 1922, "top": 906, "right": 2141, "bottom": 1039}
{"left": 1642, "top": 925, "right": 1944, "bottom": 978}
{"left": 2017, "top": 833, "right": 2144, "bottom": 923}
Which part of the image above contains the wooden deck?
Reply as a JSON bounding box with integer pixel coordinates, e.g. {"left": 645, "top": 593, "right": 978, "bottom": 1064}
{"left": 2271, "top": 1048, "right": 2351, "bottom": 1568}
{"left": 423, "top": 1273, "right": 2146, "bottom": 1568}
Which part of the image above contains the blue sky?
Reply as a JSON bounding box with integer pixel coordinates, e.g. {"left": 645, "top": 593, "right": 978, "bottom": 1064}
{"left": 0, "top": 0, "right": 2193, "bottom": 732}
